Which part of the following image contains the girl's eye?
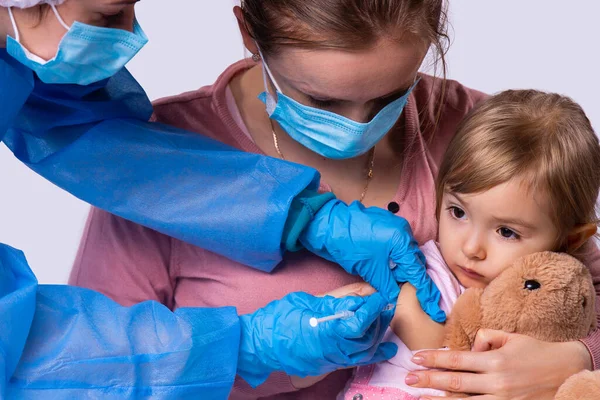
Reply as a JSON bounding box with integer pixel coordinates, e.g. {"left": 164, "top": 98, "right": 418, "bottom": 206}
{"left": 308, "top": 96, "right": 335, "bottom": 108}
{"left": 448, "top": 206, "right": 466, "bottom": 220}
{"left": 498, "top": 227, "right": 520, "bottom": 240}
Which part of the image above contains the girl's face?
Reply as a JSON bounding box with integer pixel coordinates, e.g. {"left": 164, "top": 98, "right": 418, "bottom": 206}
{"left": 255, "top": 37, "right": 429, "bottom": 123}
{"left": 438, "top": 177, "right": 560, "bottom": 289}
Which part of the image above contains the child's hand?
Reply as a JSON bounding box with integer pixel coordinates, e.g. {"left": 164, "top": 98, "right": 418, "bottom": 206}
{"left": 290, "top": 374, "right": 329, "bottom": 389}
{"left": 320, "top": 282, "right": 377, "bottom": 298}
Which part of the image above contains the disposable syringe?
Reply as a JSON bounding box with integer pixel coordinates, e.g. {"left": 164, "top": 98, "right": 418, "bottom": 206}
{"left": 309, "top": 310, "right": 354, "bottom": 327}
{"left": 309, "top": 303, "right": 395, "bottom": 328}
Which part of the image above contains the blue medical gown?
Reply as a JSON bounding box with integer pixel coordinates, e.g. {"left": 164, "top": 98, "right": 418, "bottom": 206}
{"left": 0, "top": 49, "right": 320, "bottom": 272}
{"left": 0, "top": 50, "right": 319, "bottom": 397}
{"left": 1, "top": 243, "right": 240, "bottom": 399}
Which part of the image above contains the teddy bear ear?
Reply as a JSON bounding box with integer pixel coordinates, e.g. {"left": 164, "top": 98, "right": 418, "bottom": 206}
{"left": 566, "top": 223, "right": 597, "bottom": 252}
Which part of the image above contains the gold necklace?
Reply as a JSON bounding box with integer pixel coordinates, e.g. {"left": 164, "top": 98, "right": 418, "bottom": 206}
{"left": 269, "top": 119, "right": 375, "bottom": 202}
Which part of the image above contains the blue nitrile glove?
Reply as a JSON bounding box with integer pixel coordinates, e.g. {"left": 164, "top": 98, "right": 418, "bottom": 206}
{"left": 237, "top": 291, "right": 396, "bottom": 387}
{"left": 301, "top": 200, "right": 445, "bottom": 323}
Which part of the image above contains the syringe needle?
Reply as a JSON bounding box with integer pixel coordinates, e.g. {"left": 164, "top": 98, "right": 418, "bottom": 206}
{"left": 309, "top": 304, "right": 394, "bottom": 328}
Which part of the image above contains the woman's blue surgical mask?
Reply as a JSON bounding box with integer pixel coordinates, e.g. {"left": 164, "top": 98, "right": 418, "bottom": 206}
{"left": 6, "top": 5, "right": 148, "bottom": 85}
{"left": 258, "top": 55, "right": 418, "bottom": 159}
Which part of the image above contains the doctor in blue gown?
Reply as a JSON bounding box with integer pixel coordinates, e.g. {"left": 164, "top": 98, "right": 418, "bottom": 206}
{"left": 0, "top": 1, "right": 444, "bottom": 398}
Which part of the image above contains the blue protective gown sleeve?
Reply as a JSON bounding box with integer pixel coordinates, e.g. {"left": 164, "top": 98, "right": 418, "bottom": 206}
{"left": 0, "top": 49, "right": 321, "bottom": 272}
{"left": 0, "top": 243, "right": 240, "bottom": 399}
{"left": 0, "top": 48, "right": 33, "bottom": 140}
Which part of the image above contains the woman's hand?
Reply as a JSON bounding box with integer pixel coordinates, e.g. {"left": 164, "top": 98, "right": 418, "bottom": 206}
{"left": 404, "top": 329, "right": 592, "bottom": 399}
{"left": 0, "top": 0, "right": 138, "bottom": 54}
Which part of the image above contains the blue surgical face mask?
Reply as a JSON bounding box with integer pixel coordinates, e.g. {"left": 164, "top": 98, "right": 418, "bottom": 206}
{"left": 6, "top": 5, "right": 148, "bottom": 85}
{"left": 258, "top": 55, "right": 418, "bottom": 160}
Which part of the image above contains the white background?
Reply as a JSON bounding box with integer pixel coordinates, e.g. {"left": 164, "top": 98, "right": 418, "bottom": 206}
{"left": 1, "top": 1, "right": 598, "bottom": 284}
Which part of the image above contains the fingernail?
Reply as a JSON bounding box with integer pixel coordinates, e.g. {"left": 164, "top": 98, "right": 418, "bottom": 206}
{"left": 411, "top": 355, "right": 424, "bottom": 364}
{"left": 405, "top": 373, "right": 419, "bottom": 385}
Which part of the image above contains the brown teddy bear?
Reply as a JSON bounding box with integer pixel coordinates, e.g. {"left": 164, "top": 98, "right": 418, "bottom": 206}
{"left": 442, "top": 251, "right": 600, "bottom": 399}
{"left": 555, "top": 370, "right": 600, "bottom": 400}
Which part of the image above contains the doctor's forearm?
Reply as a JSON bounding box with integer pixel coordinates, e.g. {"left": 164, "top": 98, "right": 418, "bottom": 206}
{"left": 0, "top": 243, "right": 239, "bottom": 399}
{"left": 2, "top": 57, "right": 323, "bottom": 271}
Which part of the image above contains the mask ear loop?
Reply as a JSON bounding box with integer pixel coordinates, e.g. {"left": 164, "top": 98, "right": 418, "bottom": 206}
{"left": 257, "top": 47, "right": 283, "bottom": 116}
{"left": 7, "top": 5, "right": 70, "bottom": 43}
{"left": 7, "top": 7, "right": 20, "bottom": 42}
{"left": 49, "top": 4, "right": 70, "bottom": 31}
{"left": 257, "top": 47, "right": 283, "bottom": 93}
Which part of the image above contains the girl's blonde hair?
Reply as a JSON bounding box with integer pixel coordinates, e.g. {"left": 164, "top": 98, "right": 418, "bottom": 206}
{"left": 436, "top": 89, "right": 600, "bottom": 249}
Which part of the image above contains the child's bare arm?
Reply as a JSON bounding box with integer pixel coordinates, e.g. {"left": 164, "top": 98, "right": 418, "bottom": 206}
{"left": 391, "top": 282, "right": 445, "bottom": 350}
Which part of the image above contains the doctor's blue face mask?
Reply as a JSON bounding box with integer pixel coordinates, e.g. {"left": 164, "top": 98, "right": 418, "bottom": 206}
{"left": 6, "top": 5, "right": 148, "bottom": 85}
{"left": 258, "top": 52, "right": 419, "bottom": 160}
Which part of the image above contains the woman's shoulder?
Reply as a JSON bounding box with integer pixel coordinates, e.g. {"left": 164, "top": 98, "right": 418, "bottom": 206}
{"left": 413, "top": 74, "right": 489, "bottom": 165}
{"left": 150, "top": 59, "right": 255, "bottom": 145}
{"left": 415, "top": 74, "right": 488, "bottom": 115}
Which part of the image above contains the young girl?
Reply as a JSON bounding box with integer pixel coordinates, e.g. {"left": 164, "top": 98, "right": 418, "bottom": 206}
{"left": 338, "top": 89, "right": 600, "bottom": 399}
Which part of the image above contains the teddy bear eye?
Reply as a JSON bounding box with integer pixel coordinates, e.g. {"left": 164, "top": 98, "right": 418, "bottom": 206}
{"left": 524, "top": 280, "right": 541, "bottom": 290}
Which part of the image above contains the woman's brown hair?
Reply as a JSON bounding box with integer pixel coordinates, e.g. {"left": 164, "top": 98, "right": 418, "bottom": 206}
{"left": 240, "top": 0, "right": 450, "bottom": 133}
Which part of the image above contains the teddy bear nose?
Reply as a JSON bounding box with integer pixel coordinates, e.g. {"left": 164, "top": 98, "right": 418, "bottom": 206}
{"left": 524, "top": 280, "right": 541, "bottom": 290}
